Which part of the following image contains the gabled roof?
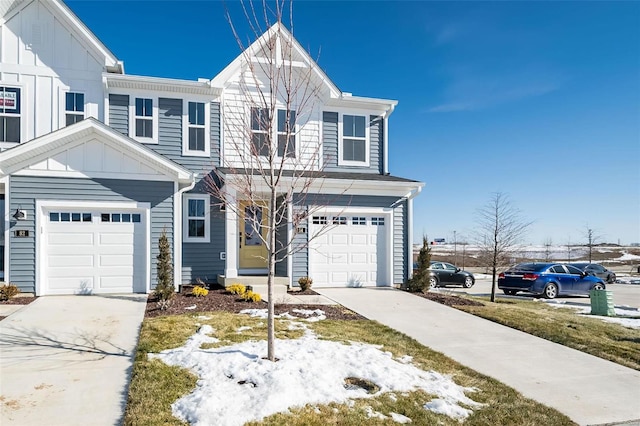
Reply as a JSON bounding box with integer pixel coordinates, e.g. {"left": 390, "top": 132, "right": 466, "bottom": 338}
{"left": 2, "top": 0, "right": 122, "bottom": 72}
{"left": 211, "top": 23, "right": 341, "bottom": 98}
{"left": 0, "top": 118, "right": 193, "bottom": 184}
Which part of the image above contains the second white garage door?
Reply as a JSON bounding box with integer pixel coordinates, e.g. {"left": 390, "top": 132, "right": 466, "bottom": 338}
{"left": 309, "top": 212, "right": 390, "bottom": 287}
{"left": 41, "top": 209, "right": 147, "bottom": 295}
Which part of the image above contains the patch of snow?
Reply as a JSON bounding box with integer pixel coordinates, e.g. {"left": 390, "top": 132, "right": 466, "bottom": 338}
{"left": 240, "top": 308, "right": 326, "bottom": 322}
{"left": 424, "top": 398, "right": 473, "bottom": 420}
{"left": 618, "top": 252, "right": 640, "bottom": 261}
{"left": 195, "top": 315, "right": 211, "bottom": 320}
{"left": 364, "top": 405, "right": 387, "bottom": 419}
{"left": 390, "top": 412, "right": 412, "bottom": 423}
{"left": 397, "top": 355, "right": 413, "bottom": 364}
{"left": 236, "top": 326, "right": 252, "bottom": 333}
{"left": 151, "top": 325, "right": 482, "bottom": 425}
{"left": 184, "top": 305, "right": 197, "bottom": 310}
{"left": 543, "top": 301, "right": 640, "bottom": 329}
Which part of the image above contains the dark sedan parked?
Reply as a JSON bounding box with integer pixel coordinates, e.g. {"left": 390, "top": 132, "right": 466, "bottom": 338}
{"left": 498, "top": 262, "right": 605, "bottom": 299}
{"left": 428, "top": 262, "right": 475, "bottom": 289}
{"left": 573, "top": 263, "right": 616, "bottom": 283}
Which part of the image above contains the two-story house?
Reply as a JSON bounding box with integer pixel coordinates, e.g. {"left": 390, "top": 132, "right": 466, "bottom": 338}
{"left": 0, "top": 0, "right": 423, "bottom": 296}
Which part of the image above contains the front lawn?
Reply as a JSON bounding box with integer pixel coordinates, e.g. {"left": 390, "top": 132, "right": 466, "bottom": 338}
{"left": 124, "top": 308, "right": 574, "bottom": 425}
{"left": 453, "top": 297, "right": 640, "bottom": 370}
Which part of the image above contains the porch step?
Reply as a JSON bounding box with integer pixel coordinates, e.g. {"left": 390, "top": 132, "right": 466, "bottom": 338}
{"left": 217, "top": 275, "right": 289, "bottom": 302}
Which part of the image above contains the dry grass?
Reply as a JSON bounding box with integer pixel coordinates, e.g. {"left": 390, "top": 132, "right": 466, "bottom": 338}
{"left": 124, "top": 313, "right": 575, "bottom": 426}
{"left": 456, "top": 298, "right": 640, "bottom": 370}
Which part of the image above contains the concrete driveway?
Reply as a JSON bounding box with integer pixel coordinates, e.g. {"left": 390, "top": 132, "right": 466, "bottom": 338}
{"left": 0, "top": 295, "right": 147, "bottom": 426}
{"left": 318, "top": 287, "right": 640, "bottom": 426}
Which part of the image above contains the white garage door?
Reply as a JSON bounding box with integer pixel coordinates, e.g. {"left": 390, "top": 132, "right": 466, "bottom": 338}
{"left": 309, "top": 213, "right": 389, "bottom": 287}
{"left": 42, "top": 210, "right": 147, "bottom": 295}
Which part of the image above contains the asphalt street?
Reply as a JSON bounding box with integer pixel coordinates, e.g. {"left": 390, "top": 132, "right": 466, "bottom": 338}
{"left": 440, "top": 277, "right": 640, "bottom": 309}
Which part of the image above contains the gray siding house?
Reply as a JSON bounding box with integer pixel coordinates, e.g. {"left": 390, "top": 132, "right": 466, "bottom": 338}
{"left": 0, "top": 0, "right": 423, "bottom": 295}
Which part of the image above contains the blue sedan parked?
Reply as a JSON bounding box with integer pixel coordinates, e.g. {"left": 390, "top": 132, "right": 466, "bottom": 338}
{"left": 498, "top": 263, "right": 606, "bottom": 299}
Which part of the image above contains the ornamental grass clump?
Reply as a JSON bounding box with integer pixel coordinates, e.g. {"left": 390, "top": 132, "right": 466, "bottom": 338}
{"left": 298, "top": 276, "right": 313, "bottom": 291}
{"left": 227, "top": 284, "right": 246, "bottom": 295}
{"left": 240, "top": 290, "right": 262, "bottom": 303}
{"left": 192, "top": 286, "right": 209, "bottom": 297}
{"left": 0, "top": 284, "right": 20, "bottom": 301}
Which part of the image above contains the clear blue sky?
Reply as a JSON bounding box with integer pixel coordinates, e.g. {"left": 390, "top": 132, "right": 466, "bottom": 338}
{"left": 68, "top": 0, "right": 640, "bottom": 245}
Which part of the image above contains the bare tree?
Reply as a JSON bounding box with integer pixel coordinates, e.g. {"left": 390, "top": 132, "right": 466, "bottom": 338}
{"left": 475, "top": 192, "right": 532, "bottom": 302}
{"left": 584, "top": 225, "right": 601, "bottom": 263}
{"left": 206, "top": 1, "right": 348, "bottom": 361}
{"left": 543, "top": 238, "right": 553, "bottom": 262}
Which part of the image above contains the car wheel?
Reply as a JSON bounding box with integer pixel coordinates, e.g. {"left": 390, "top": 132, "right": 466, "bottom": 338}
{"left": 543, "top": 283, "right": 558, "bottom": 299}
{"left": 593, "top": 283, "right": 605, "bottom": 291}
{"left": 429, "top": 276, "right": 438, "bottom": 289}
{"left": 463, "top": 276, "right": 474, "bottom": 288}
{"left": 504, "top": 289, "right": 517, "bottom": 295}
{"left": 606, "top": 275, "right": 615, "bottom": 284}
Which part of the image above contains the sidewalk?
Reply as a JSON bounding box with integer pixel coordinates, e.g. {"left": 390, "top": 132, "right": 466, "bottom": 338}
{"left": 318, "top": 287, "right": 640, "bottom": 426}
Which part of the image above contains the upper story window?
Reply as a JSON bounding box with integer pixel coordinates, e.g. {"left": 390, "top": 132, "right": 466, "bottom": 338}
{"left": 65, "top": 92, "right": 85, "bottom": 126}
{"left": 135, "top": 98, "right": 153, "bottom": 139}
{"left": 0, "top": 86, "right": 21, "bottom": 143}
{"left": 277, "top": 109, "right": 296, "bottom": 158}
{"left": 251, "top": 107, "right": 297, "bottom": 158}
{"left": 183, "top": 101, "right": 210, "bottom": 157}
{"left": 340, "top": 114, "right": 368, "bottom": 166}
{"left": 183, "top": 194, "right": 210, "bottom": 243}
{"left": 251, "top": 107, "right": 270, "bottom": 156}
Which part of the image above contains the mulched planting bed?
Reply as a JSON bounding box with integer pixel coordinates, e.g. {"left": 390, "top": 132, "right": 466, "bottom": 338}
{"left": 0, "top": 296, "right": 38, "bottom": 305}
{"left": 287, "top": 288, "right": 319, "bottom": 296}
{"left": 145, "top": 287, "right": 364, "bottom": 320}
{"left": 414, "top": 291, "right": 485, "bottom": 307}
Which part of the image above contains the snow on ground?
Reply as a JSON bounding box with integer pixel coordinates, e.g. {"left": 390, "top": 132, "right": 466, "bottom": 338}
{"left": 149, "top": 310, "right": 483, "bottom": 426}
{"left": 617, "top": 252, "right": 640, "bottom": 261}
{"left": 543, "top": 300, "right": 640, "bottom": 329}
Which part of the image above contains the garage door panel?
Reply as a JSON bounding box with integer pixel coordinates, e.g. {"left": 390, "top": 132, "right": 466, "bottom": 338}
{"left": 350, "top": 253, "right": 367, "bottom": 264}
{"left": 100, "top": 276, "right": 134, "bottom": 289}
{"left": 47, "top": 277, "right": 93, "bottom": 292}
{"left": 331, "top": 234, "right": 348, "bottom": 245}
{"left": 99, "top": 254, "right": 134, "bottom": 267}
{"left": 100, "top": 232, "right": 135, "bottom": 245}
{"left": 48, "top": 255, "right": 94, "bottom": 267}
{"left": 48, "top": 232, "right": 94, "bottom": 245}
{"left": 351, "top": 234, "right": 367, "bottom": 245}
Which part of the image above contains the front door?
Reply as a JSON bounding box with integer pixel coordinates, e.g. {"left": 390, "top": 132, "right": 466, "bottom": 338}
{"left": 239, "top": 201, "right": 268, "bottom": 269}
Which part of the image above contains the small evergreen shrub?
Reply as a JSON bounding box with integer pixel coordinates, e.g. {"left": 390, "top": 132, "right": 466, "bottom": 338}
{"left": 240, "top": 290, "right": 261, "bottom": 303}
{"left": 154, "top": 230, "right": 174, "bottom": 309}
{"left": 227, "top": 284, "right": 246, "bottom": 295}
{"left": 0, "top": 284, "right": 20, "bottom": 301}
{"left": 297, "top": 276, "right": 313, "bottom": 291}
{"left": 192, "top": 286, "right": 209, "bottom": 297}
{"left": 406, "top": 235, "right": 432, "bottom": 293}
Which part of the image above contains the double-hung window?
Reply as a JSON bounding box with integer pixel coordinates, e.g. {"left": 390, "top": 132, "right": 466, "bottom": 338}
{"left": 65, "top": 92, "right": 85, "bottom": 126}
{"left": 135, "top": 97, "right": 153, "bottom": 139}
{"left": 250, "top": 107, "right": 297, "bottom": 157}
{"left": 277, "top": 109, "right": 296, "bottom": 158}
{"left": 251, "top": 107, "right": 270, "bottom": 156}
{"left": 0, "top": 86, "right": 21, "bottom": 143}
{"left": 183, "top": 195, "right": 210, "bottom": 243}
{"left": 183, "top": 101, "right": 210, "bottom": 156}
{"left": 340, "top": 114, "right": 368, "bottom": 165}
{"left": 188, "top": 102, "right": 206, "bottom": 151}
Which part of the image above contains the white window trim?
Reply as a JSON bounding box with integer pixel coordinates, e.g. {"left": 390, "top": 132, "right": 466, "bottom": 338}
{"left": 129, "top": 96, "right": 159, "bottom": 144}
{"left": 183, "top": 194, "right": 210, "bottom": 243}
{"left": 0, "top": 83, "right": 23, "bottom": 147}
{"left": 338, "top": 113, "right": 370, "bottom": 167}
{"left": 276, "top": 108, "right": 297, "bottom": 159}
{"left": 62, "top": 90, "right": 86, "bottom": 127}
{"left": 182, "top": 100, "right": 211, "bottom": 157}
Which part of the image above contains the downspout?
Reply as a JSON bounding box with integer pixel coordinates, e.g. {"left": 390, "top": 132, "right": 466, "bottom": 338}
{"left": 403, "top": 186, "right": 422, "bottom": 281}
{"left": 174, "top": 176, "right": 196, "bottom": 291}
{"left": 382, "top": 104, "right": 395, "bottom": 175}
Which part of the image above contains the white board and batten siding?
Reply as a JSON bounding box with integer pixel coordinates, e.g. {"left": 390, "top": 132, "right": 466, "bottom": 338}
{"left": 1, "top": 0, "right": 108, "bottom": 144}
{"left": 308, "top": 207, "right": 393, "bottom": 288}
{"left": 38, "top": 203, "right": 149, "bottom": 295}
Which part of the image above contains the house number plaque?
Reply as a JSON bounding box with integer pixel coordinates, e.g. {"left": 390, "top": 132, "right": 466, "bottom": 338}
{"left": 14, "top": 230, "right": 29, "bottom": 237}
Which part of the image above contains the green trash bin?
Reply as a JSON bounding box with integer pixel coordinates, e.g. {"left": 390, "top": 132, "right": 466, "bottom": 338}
{"left": 590, "top": 289, "right": 615, "bottom": 316}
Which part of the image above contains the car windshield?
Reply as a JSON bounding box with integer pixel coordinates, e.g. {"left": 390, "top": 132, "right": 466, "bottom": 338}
{"left": 510, "top": 263, "right": 548, "bottom": 272}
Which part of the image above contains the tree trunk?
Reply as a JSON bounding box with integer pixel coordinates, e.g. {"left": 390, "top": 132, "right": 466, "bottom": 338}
{"left": 267, "top": 191, "right": 278, "bottom": 361}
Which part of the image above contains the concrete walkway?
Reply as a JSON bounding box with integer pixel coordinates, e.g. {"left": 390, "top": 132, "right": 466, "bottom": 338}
{"left": 0, "top": 295, "right": 147, "bottom": 426}
{"left": 318, "top": 287, "right": 640, "bottom": 426}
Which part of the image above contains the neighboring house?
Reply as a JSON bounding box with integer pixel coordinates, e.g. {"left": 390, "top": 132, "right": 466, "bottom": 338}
{"left": 0, "top": 0, "right": 423, "bottom": 296}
